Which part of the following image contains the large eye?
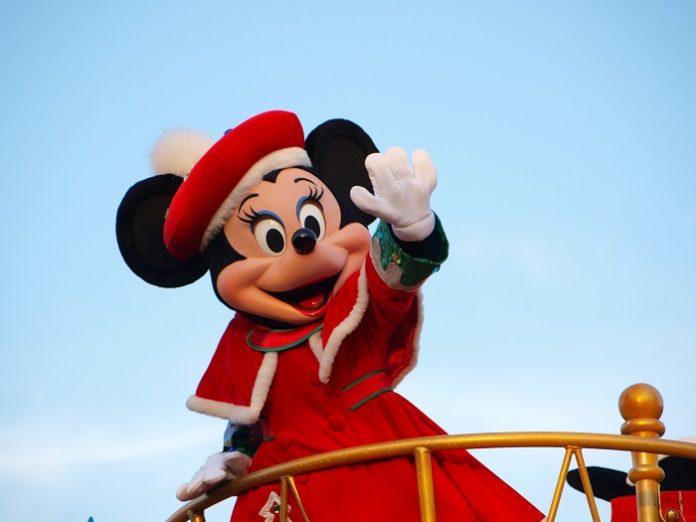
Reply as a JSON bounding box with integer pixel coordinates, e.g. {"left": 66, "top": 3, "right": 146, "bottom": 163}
{"left": 298, "top": 203, "right": 325, "bottom": 241}
{"left": 253, "top": 218, "right": 286, "bottom": 256}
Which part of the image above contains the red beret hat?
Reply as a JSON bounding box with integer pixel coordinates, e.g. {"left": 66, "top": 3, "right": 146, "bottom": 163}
{"left": 163, "top": 110, "right": 311, "bottom": 260}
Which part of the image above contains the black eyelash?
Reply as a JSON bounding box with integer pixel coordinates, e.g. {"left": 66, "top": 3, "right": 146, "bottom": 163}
{"left": 238, "top": 207, "right": 262, "bottom": 224}
{"left": 306, "top": 186, "right": 324, "bottom": 204}
{"left": 238, "top": 187, "right": 323, "bottom": 225}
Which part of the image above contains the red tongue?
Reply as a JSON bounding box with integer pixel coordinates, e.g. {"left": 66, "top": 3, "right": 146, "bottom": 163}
{"left": 298, "top": 291, "right": 325, "bottom": 310}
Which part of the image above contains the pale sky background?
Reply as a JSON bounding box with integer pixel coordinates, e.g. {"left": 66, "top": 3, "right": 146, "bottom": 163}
{"left": 1, "top": 1, "right": 695, "bottom": 521}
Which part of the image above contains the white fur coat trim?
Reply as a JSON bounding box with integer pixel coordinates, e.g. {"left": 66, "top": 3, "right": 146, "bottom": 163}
{"left": 308, "top": 332, "right": 324, "bottom": 362}
{"left": 317, "top": 263, "right": 370, "bottom": 384}
{"left": 186, "top": 351, "right": 278, "bottom": 424}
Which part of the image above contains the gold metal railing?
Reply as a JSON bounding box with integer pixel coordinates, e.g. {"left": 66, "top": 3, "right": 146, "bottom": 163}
{"left": 166, "top": 384, "right": 696, "bottom": 522}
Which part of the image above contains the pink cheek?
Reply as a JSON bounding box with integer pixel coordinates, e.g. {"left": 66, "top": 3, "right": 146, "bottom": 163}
{"left": 215, "top": 271, "right": 242, "bottom": 306}
{"left": 327, "top": 223, "right": 371, "bottom": 253}
{"left": 214, "top": 261, "right": 268, "bottom": 307}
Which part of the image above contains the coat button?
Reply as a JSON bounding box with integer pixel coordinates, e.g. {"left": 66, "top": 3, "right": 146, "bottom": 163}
{"left": 328, "top": 415, "right": 345, "bottom": 431}
{"left": 276, "top": 431, "right": 292, "bottom": 449}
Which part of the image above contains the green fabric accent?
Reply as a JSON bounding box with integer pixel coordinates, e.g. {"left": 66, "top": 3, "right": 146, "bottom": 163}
{"left": 246, "top": 324, "right": 323, "bottom": 352}
{"left": 350, "top": 388, "right": 394, "bottom": 411}
{"left": 350, "top": 387, "right": 394, "bottom": 411}
{"left": 375, "top": 216, "right": 448, "bottom": 287}
{"left": 342, "top": 368, "right": 387, "bottom": 391}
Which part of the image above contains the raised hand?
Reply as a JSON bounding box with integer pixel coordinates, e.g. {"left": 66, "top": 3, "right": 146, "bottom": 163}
{"left": 350, "top": 147, "right": 437, "bottom": 242}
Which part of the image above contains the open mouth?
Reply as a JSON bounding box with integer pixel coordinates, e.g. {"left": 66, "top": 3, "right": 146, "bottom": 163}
{"left": 268, "top": 273, "right": 340, "bottom": 316}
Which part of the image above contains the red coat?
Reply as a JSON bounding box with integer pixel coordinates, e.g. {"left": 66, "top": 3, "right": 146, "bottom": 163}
{"left": 187, "top": 250, "right": 543, "bottom": 521}
{"left": 610, "top": 492, "right": 696, "bottom": 522}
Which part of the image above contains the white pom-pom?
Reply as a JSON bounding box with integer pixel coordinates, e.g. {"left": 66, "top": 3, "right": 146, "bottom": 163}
{"left": 150, "top": 129, "right": 216, "bottom": 177}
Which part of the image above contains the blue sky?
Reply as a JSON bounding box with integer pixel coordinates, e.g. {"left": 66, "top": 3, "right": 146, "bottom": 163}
{"left": 1, "top": 1, "right": 695, "bottom": 520}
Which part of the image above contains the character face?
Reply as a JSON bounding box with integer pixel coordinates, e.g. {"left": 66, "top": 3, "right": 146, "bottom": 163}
{"left": 216, "top": 168, "right": 371, "bottom": 324}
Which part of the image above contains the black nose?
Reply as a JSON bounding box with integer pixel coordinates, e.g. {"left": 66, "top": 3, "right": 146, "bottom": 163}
{"left": 291, "top": 228, "right": 317, "bottom": 255}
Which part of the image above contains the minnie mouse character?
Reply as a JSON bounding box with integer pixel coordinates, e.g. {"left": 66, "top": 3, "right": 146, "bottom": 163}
{"left": 117, "top": 111, "right": 543, "bottom": 521}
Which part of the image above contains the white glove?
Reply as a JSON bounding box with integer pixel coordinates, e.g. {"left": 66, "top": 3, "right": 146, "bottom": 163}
{"left": 176, "top": 451, "right": 251, "bottom": 501}
{"left": 350, "top": 147, "right": 437, "bottom": 242}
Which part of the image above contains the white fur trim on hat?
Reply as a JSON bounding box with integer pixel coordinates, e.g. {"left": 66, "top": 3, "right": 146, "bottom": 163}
{"left": 151, "top": 129, "right": 215, "bottom": 177}
{"left": 200, "top": 146, "right": 311, "bottom": 250}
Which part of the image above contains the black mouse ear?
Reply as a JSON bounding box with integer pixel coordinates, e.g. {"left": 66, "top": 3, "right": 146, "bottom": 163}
{"left": 116, "top": 174, "right": 208, "bottom": 288}
{"left": 305, "top": 119, "right": 378, "bottom": 227}
{"left": 566, "top": 466, "right": 634, "bottom": 501}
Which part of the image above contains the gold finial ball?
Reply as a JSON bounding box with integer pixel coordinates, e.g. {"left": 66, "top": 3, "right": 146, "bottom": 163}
{"left": 664, "top": 509, "right": 681, "bottom": 522}
{"left": 619, "top": 383, "right": 664, "bottom": 421}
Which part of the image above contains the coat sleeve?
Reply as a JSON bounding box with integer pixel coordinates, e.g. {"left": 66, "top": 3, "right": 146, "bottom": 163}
{"left": 362, "top": 214, "right": 449, "bottom": 384}
{"left": 314, "top": 215, "right": 449, "bottom": 385}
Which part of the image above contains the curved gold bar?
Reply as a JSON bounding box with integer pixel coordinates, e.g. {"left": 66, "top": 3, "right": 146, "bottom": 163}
{"left": 166, "top": 433, "right": 696, "bottom": 522}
